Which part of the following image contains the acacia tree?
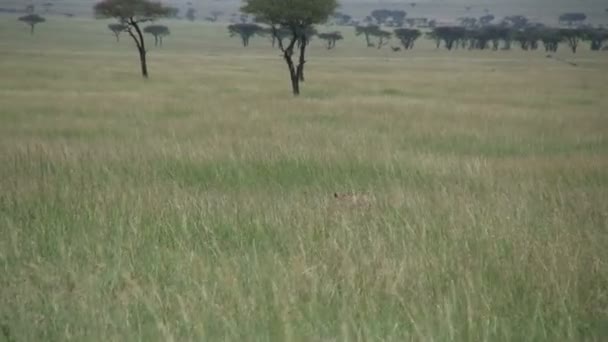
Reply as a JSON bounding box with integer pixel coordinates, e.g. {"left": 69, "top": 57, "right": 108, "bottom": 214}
{"left": 393, "top": 28, "right": 421, "bottom": 50}
{"left": 318, "top": 31, "right": 343, "bottom": 49}
{"left": 241, "top": 0, "right": 338, "bottom": 96}
{"left": 144, "top": 24, "right": 170, "bottom": 46}
{"left": 355, "top": 25, "right": 391, "bottom": 48}
{"left": 355, "top": 25, "right": 379, "bottom": 47}
{"left": 108, "top": 23, "right": 127, "bottom": 42}
{"left": 559, "top": 28, "right": 583, "bottom": 53}
{"left": 539, "top": 29, "right": 561, "bottom": 52}
{"left": 19, "top": 14, "right": 46, "bottom": 35}
{"left": 432, "top": 26, "right": 466, "bottom": 50}
{"left": 94, "top": 0, "right": 175, "bottom": 78}
{"left": 582, "top": 27, "right": 608, "bottom": 51}
{"left": 228, "top": 23, "right": 263, "bottom": 47}
{"left": 514, "top": 27, "right": 541, "bottom": 51}
{"left": 373, "top": 29, "right": 392, "bottom": 49}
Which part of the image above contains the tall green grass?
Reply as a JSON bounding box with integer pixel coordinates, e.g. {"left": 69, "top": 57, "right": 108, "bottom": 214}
{"left": 1, "top": 17, "right": 607, "bottom": 341}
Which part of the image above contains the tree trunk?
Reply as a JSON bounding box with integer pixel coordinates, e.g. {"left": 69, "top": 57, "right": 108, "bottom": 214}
{"left": 159, "top": 36, "right": 163, "bottom": 47}
{"left": 30, "top": 24, "right": 34, "bottom": 35}
{"left": 115, "top": 33, "right": 120, "bottom": 42}
{"left": 297, "top": 37, "right": 307, "bottom": 82}
{"left": 139, "top": 47, "right": 148, "bottom": 78}
{"left": 290, "top": 68, "right": 300, "bottom": 96}
{"left": 132, "top": 21, "right": 148, "bottom": 78}
{"left": 154, "top": 35, "right": 159, "bottom": 47}
{"left": 568, "top": 38, "right": 577, "bottom": 53}
{"left": 275, "top": 26, "right": 301, "bottom": 96}
{"left": 284, "top": 53, "right": 299, "bottom": 96}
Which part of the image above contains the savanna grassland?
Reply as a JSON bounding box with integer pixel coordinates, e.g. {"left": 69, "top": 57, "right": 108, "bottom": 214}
{"left": 1, "top": 16, "right": 607, "bottom": 341}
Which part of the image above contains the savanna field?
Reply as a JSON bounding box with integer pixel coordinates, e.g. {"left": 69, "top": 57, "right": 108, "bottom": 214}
{"left": 1, "top": 15, "right": 608, "bottom": 341}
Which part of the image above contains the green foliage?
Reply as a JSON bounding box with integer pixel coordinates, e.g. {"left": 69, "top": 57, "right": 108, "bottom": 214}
{"left": 108, "top": 23, "right": 127, "bottom": 33}
{"left": 317, "top": 31, "right": 343, "bottom": 49}
{"left": 539, "top": 28, "right": 562, "bottom": 52}
{"left": 108, "top": 22, "right": 127, "bottom": 41}
{"left": 143, "top": 24, "right": 170, "bottom": 36}
{"left": 18, "top": 14, "right": 46, "bottom": 34}
{"left": 432, "top": 26, "right": 466, "bottom": 50}
{"left": 228, "top": 23, "right": 263, "bottom": 47}
{"left": 317, "top": 31, "right": 343, "bottom": 41}
{"left": 394, "top": 28, "right": 421, "bottom": 49}
{"left": 241, "top": 0, "right": 338, "bottom": 26}
{"left": 18, "top": 14, "right": 46, "bottom": 25}
{"left": 144, "top": 24, "right": 170, "bottom": 46}
{"left": 581, "top": 27, "right": 608, "bottom": 51}
{"left": 559, "top": 28, "right": 583, "bottom": 53}
{"left": 355, "top": 24, "right": 379, "bottom": 36}
{"left": 514, "top": 27, "right": 542, "bottom": 51}
{"left": 94, "top": 0, "right": 175, "bottom": 22}
{"left": 240, "top": 0, "right": 337, "bottom": 95}
{"left": 228, "top": 23, "right": 262, "bottom": 37}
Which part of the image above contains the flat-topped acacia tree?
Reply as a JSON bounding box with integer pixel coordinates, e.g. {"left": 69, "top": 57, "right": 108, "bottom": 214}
{"left": 94, "top": 0, "right": 175, "bottom": 78}
{"left": 318, "top": 31, "right": 343, "bottom": 50}
{"left": 108, "top": 23, "right": 127, "bottom": 42}
{"left": 144, "top": 24, "right": 170, "bottom": 47}
{"left": 241, "top": 0, "right": 338, "bottom": 96}
{"left": 19, "top": 14, "right": 46, "bottom": 35}
{"left": 228, "top": 23, "right": 263, "bottom": 47}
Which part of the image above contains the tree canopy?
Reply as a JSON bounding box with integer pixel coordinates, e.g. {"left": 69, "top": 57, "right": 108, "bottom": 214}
{"left": 241, "top": 0, "right": 338, "bottom": 96}
{"left": 394, "top": 28, "right": 421, "bottom": 50}
{"left": 318, "top": 31, "right": 343, "bottom": 49}
{"left": 144, "top": 24, "right": 170, "bottom": 46}
{"left": 228, "top": 23, "right": 263, "bottom": 47}
{"left": 108, "top": 23, "right": 127, "bottom": 41}
{"left": 241, "top": 0, "right": 338, "bottom": 26}
{"left": 94, "top": 0, "right": 175, "bottom": 22}
{"left": 18, "top": 14, "right": 46, "bottom": 35}
{"left": 94, "top": 0, "right": 176, "bottom": 78}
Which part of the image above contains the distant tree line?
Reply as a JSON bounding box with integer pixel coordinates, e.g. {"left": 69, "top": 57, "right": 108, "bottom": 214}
{"left": 426, "top": 25, "right": 607, "bottom": 54}
{"left": 12, "top": 0, "right": 599, "bottom": 97}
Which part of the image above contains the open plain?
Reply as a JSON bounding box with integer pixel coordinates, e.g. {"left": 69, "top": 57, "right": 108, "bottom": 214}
{"left": 1, "top": 13, "right": 607, "bottom": 341}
